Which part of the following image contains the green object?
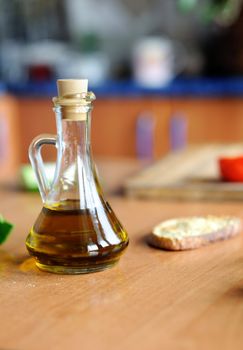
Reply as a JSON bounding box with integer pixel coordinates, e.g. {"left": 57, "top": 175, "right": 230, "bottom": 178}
{"left": 0, "top": 216, "right": 14, "bottom": 244}
{"left": 203, "top": 0, "right": 228, "bottom": 22}
{"left": 177, "top": 0, "right": 198, "bottom": 12}
{"left": 20, "top": 163, "right": 55, "bottom": 191}
{"left": 80, "top": 32, "right": 101, "bottom": 53}
{"left": 177, "top": 0, "right": 242, "bottom": 25}
{"left": 20, "top": 164, "right": 38, "bottom": 191}
{"left": 203, "top": 0, "right": 241, "bottom": 25}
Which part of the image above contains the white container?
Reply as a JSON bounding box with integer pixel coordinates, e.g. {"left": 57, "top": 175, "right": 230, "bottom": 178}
{"left": 133, "top": 37, "right": 177, "bottom": 88}
{"left": 56, "top": 52, "right": 109, "bottom": 87}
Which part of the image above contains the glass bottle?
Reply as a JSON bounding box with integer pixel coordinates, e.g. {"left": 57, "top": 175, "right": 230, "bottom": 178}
{"left": 26, "top": 79, "right": 129, "bottom": 274}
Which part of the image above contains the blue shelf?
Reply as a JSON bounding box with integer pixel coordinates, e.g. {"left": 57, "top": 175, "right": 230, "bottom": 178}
{"left": 7, "top": 77, "right": 243, "bottom": 98}
{"left": 0, "top": 81, "right": 7, "bottom": 95}
{"left": 7, "top": 81, "right": 57, "bottom": 98}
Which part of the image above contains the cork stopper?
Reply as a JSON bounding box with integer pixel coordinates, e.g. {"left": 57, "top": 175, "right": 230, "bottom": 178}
{"left": 57, "top": 79, "right": 88, "bottom": 97}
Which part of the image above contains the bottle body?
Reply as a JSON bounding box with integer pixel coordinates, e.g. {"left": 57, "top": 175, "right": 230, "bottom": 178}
{"left": 26, "top": 81, "right": 129, "bottom": 274}
{"left": 26, "top": 199, "right": 128, "bottom": 274}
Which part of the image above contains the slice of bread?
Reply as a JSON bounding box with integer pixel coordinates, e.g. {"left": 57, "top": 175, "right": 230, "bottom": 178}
{"left": 148, "top": 216, "right": 242, "bottom": 251}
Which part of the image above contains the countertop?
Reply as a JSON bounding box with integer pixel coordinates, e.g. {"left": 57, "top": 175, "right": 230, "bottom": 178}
{"left": 1, "top": 159, "right": 243, "bottom": 350}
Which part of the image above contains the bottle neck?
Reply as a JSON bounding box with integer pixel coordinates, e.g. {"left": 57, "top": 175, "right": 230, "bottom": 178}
{"left": 46, "top": 92, "right": 99, "bottom": 208}
{"left": 55, "top": 106, "right": 92, "bottom": 156}
{"left": 59, "top": 115, "right": 91, "bottom": 152}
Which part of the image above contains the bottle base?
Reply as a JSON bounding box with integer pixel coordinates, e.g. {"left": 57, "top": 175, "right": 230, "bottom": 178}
{"left": 35, "top": 259, "right": 119, "bottom": 274}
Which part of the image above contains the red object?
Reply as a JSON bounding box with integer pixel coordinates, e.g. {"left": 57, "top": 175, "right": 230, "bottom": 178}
{"left": 29, "top": 64, "right": 52, "bottom": 81}
{"left": 219, "top": 156, "right": 243, "bottom": 182}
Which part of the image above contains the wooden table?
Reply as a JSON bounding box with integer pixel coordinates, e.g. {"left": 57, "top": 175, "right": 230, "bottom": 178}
{"left": 1, "top": 159, "right": 243, "bottom": 350}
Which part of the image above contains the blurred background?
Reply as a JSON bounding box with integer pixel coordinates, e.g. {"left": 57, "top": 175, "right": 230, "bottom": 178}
{"left": 1, "top": 0, "right": 243, "bottom": 83}
{"left": 1, "top": 0, "right": 243, "bottom": 182}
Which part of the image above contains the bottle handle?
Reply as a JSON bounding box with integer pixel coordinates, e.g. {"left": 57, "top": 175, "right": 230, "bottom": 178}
{"left": 29, "top": 134, "right": 57, "bottom": 202}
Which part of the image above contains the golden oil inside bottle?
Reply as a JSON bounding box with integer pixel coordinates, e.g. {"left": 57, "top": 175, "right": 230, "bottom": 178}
{"left": 26, "top": 200, "right": 129, "bottom": 274}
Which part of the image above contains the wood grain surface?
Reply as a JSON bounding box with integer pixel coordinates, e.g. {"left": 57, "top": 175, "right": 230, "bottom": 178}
{"left": 1, "top": 160, "right": 243, "bottom": 350}
{"left": 125, "top": 144, "right": 243, "bottom": 200}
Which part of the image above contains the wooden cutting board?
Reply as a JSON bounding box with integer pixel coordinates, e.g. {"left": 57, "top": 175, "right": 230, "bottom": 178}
{"left": 124, "top": 144, "right": 243, "bottom": 200}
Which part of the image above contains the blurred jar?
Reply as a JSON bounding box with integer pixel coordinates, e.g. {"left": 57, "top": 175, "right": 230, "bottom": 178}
{"left": 133, "top": 37, "right": 178, "bottom": 88}
{"left": 56, "top": 52, "right": 109, "bottom": 87}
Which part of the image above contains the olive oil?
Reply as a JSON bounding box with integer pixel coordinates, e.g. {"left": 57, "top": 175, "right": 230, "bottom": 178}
{"left": 26, "top": 200, "right": 129, "bottom": 274}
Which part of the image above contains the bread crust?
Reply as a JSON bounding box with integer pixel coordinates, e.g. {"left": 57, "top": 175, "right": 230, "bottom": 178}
{"left": 148, "top": 217, "right": 242, "bottom": 251}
